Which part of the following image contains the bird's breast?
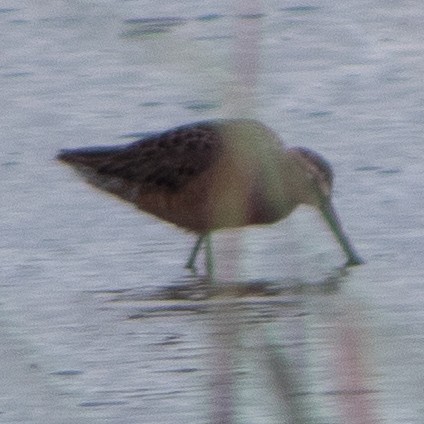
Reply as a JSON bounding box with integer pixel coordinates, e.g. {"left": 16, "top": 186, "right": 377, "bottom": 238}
{"left": 246, "top": 178, "right": 296, "bottom": 226}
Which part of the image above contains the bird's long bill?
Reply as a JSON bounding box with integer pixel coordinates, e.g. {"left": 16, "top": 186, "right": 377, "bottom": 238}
{"left": 320, "top": 200, "right": 364, "bottom": 267}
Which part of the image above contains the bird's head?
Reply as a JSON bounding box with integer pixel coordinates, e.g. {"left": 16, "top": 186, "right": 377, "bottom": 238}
{"left": 287, "top": 147, "right": 363, "bottom": 267}
{"left": 287, "top": 146, "right": 334, "bottom": 206}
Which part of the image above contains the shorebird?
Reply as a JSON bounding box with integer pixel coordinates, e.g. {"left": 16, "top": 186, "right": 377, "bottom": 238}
{"left": 57, "top": 119, "right": 363, "bottom": 276}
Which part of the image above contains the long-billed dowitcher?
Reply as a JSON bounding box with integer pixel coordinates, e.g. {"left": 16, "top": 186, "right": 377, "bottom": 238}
{"left": 57, "top": 119, "right": 363, "bottom": 276}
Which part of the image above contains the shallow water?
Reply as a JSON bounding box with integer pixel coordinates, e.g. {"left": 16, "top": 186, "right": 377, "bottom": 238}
{"left": 1, "top": 1, "right": 424, "bottom": 423}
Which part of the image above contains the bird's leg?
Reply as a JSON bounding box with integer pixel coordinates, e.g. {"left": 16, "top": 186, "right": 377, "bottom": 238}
{"left": 185, "top": 235, "right": 205, "bottom": 271}
{"left": 204, "top": 233, "right": 215, "bottom": 280}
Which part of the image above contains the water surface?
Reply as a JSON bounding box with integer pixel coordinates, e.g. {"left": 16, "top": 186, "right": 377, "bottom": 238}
{"left": 1, "top": 1, "right": 423, "bottom": 423}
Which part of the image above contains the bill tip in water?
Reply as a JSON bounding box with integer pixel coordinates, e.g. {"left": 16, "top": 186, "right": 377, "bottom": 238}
{"left": 345, "top": 255, "right": 365, "bottom": 267}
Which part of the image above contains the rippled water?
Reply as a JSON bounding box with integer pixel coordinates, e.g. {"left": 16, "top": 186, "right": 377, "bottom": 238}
{"left": 1, "top": 1, "right": 423, "bottom": 423}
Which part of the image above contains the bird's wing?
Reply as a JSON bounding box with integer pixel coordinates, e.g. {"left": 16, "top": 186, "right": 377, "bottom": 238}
{"left": 57, "top": 122, "right": 223, "bottom": 193}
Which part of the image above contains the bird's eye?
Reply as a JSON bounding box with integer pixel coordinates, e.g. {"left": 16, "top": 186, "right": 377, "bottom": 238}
{"left": 319, "top": 180, "right": 332, "bottom": 198}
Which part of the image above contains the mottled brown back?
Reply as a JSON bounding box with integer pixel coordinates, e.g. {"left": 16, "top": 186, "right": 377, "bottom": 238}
{"left": 57, "top": 122, "right": 223, "bottom": 197}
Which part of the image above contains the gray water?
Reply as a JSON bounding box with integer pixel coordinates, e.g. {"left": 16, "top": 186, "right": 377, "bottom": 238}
{"left": 1, "top": 1, "right": 423, "bottom": 423}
